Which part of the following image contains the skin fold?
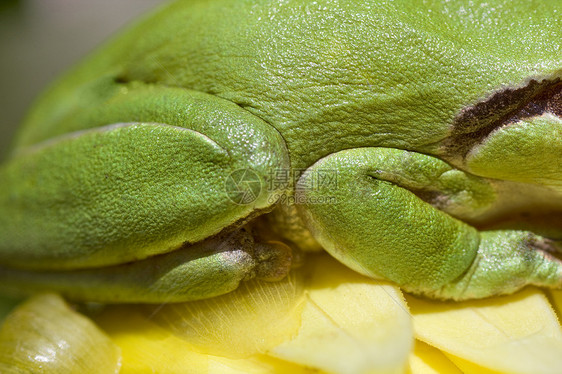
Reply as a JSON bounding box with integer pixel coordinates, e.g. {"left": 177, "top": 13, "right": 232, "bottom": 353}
{"left": 0, "top": 0, "right": 561, "bottom": 302}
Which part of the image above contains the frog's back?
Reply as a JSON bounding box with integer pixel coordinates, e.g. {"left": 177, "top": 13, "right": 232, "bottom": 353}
{"left": 15, "top": 0, "right": 562, "bottom": 169}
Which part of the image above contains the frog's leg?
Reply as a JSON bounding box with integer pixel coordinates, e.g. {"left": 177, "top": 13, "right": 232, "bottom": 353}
{"left": 0, "top": 228, "right": 292, "bottom": 303}
{"left": 295, "top": 147, "right": 562, "bottom": 300}
{"left": 0, "top": 85, "right": 291, "bottom": 302}
{"left": 444, "top": 81, "right": 562, "bottom": 192}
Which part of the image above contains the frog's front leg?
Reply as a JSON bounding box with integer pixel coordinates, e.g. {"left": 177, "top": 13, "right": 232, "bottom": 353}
{"left": 0, "top": 85, "right": 291, "bottom": 303}
{"left": 296, "top": 147, "right": 562, "bottom": 300}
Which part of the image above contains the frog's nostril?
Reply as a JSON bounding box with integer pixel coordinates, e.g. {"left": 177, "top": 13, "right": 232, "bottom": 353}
{"left": 444, "top": 77, "right": 562, "bottom": 159}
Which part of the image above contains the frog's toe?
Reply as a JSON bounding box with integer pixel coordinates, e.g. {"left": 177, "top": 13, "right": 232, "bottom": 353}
{"left": 433, "top": 231, "right": 562, "bottom": 300}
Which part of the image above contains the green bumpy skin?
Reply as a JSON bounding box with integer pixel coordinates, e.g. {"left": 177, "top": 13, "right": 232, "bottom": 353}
{"left": 0, "top": 0, "right": 561, "bottom": 302}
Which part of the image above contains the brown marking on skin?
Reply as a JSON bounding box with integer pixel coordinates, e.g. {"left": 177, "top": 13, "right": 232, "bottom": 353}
{"left": 524, "top": 235, "right": 561, "bottom": 255}
{"left": 253, "top": 241, "right": 293, "bottom": 282}
{"left": 409, "top": 189, "right": 452, "bottom": 210}
{"left": 444, "top": 78, "right": 562, "bottom": 158}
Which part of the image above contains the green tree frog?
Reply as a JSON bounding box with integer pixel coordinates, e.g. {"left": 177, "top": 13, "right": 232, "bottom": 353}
{"left": 0, "top": 0, "right": 560, "bottom": 303}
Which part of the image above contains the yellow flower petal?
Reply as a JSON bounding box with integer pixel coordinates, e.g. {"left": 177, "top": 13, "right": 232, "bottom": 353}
{"left": 407, "top": 340, "right": 462, "bottom": 374}
{"left": 96, "top": 254, "right": 413, "bottom": 373}
{"left": 95, "top": 268, "right": 305, "bottom": 368}
{"left": 0, "top": 293, "right": 121, "bottom": 374}
{"left": 96, "top": 308, "right": 208, "bottom": 374}
{"left": 270, "top": 254, "right": 413, "bottom": 374}
{"left": 96, "top": 307, "right": 313, "bottom": 373}
{"left": 444, "top": 354, "right": 506, "bottom": 374}
{"left": 208, "top": 354, "right": 316, "bottom": 374}
{"left": 546, "top": 289, "right": 562, "bottom": 318}
{"left": 142, "top": 269, "right": 305, "bottom": 358}
{"left": 406, "top": 287, "right": 562, "bottom": 374}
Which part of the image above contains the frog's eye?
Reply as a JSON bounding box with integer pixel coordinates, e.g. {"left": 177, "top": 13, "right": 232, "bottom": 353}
{"left": 444, "top": 77, "right": 562, "bottom": 159}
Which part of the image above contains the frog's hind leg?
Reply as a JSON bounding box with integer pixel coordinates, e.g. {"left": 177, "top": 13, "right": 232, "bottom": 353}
{"left": 0, "top": 85, "right": 292, "bottom": 302}
{"left": 0, "top": 85, "right": 290, "bottom": 271}
{"left": 295, "top": 147, "right": 562, "bottom": 300}
{"left": 0, "top": 227, "right": 293, "bottom": 303}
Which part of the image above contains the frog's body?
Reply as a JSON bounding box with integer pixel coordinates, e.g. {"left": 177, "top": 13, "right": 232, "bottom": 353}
{"left": 14, "top": 0, "right": 561, "bottom": 170}
{"left": 0, "top": 0, "right": 561, "bottom": 302}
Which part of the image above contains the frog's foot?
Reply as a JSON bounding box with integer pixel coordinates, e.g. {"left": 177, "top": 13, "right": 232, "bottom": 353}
{"left": 431, "top": 231, "right": 562, "bottom": 300}
{"left": 295, "top": 147, "right": 562, "bottom": 300}
{"left": 0, "top": 227, "right": 294, "bottom": 303}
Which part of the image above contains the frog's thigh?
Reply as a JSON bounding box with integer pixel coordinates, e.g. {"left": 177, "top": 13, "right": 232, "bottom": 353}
{"left": 296, "top": 147, "right": 562, "bottom": 300}
{"left": 0, "top": 89, "right": 289, "bottom": 271}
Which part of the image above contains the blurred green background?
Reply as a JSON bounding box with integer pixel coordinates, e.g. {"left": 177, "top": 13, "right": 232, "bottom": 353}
{"left": 0, "top": 0, "right": 169, "bottom": 161}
